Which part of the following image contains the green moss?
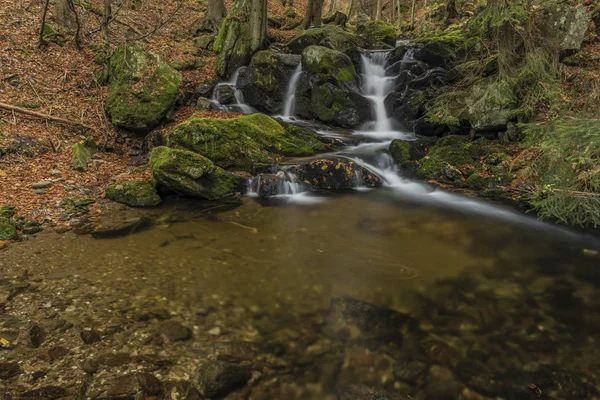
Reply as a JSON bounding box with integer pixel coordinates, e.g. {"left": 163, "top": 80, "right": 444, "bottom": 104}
{"left": 465, "top": 172, "right": 488, "bottom": 190}
{"left": 71, "top": 142, "right": 93, "bottom": 171}
{"left": 311, "top": 83, "right": 355, "bottom": 123}
{"left": 417, "top": 135, "right": 475, "bottom": 179}
{"left": 150, "top": 146, "right": 242, "bottom": 199}
{"left": 301, "top": 45, "right": 356, "bottom": 83}
{"left": 167, "top": 113, "right": 324, "bottom": 171}
{"left": 0, "top": 205, "right": 15, "bottom": 219}
{"left": 0, "top": 217, "right": 17, "bottom": 241}
{"left": 106, "top": 180, "right": 161, "bottom": 207}
{"left": 249, "top": 51, "right": 280, "bottom": 92}
{"left": 389, "top": 140, "right": 411, "bottom": 168}
{"left": 42, "top": 23, "right": 65, "bottom": 46}
{"left": 106, "top": 46, "right": 182, "bottom": 134}
{"left": 362, "top": 20, "right": 397, "bottom": 46}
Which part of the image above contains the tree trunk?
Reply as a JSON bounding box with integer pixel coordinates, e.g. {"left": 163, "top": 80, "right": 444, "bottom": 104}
{"left": 410, "top": 0, "right": 416, "bottom": 28}
{"left": 55, "top": 0, "right": 75, "bottom": 31}
{"left": 101, "top": 0, "right": 111, "bottom": 82}
{"left": 38, "top": 0, "right": 51, "bottom": 47}
{"left": 376, "top": 0, "right": 382, "bottom": 19}
{"left": 204, "top": 0, "right": 227, "bottom": 32}
{"left": 396, "top": 0, "right": 401, "bottom": 26}
{"left": 303, "top": 0, "right": 323, "bottom": 28}
{"left": 214, "top": 0, "right": 267, "bottom": 78}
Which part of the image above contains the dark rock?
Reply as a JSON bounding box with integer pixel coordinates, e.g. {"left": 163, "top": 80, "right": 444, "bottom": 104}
{"left": 29, "top": 324, "right": 46, "bottom": 348}
{"left": 195, "top": 80, "right": 219, "bottom": 98}
{"left": 413, "top": 116, "right": 451, "bottom": 137}
{"left": 215, "top": 342, "right": 258, "bottom": 364}
{"left": 19, "top": 386, "right": 68, "bottom": 399}
{"left": 0, "top": 362, "right": 22, "bottom": 380}
{"left": 326, "top": 296, "right": 412, "bottom": 347}
{"left": 90, "top": 214, "right": 150, "bottom": 239}
{"left": 196, "top": 361, "right": 252, "bottom": 398}
{"left": 415, "top": 42, "right": 454, "bottom": 68}
{"left": 90, "top": 373, "right": 162, "bottom": 399}
{"left": 39, "top": 346, "right": 70, "bottom": 363}
{"left": 161, "top": 321, "right": 192, "bottom": 342}
{"left": 214, "top": 85, "right": 236, "bottom": 105}
{"left": 80, "top": 329, "right": 101, "bottom": 345}
{"left": 80, "top": 358, "right": 100, "bottom": 374}
{"left": 97, "top": 352, "right": 133, "bottom": 367}
{"left": 251, "top": 173, "right": 311, "bottom": 197}
{"left": 425, "top": 366, "right": 463, "bottom": 399}
{"left": 294, "top": 158, "right": 382, "bottom": 191}
{"left": 31, "top": 371, "right": 48, "bottom": 381}
{"left": 196, "top": 97, "right": 212, "bottom": 111}
{"left": 136, "top": 308, "right": 171, "bottom": 321}
{"left": 31, "top": 181, "right": 52, "bottom": 189}
{"left": 163, "top": 380, "right": 202, "bottom": 400}
{"left": 421, "top": 339, "right": 459, "bottom": 367}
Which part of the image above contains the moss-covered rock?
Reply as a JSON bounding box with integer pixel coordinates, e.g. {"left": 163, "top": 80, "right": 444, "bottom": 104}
{"left": 465, "top": 172, "right": 488, "bottom": 190}
{"left": 301, "top": 45, "right": 356, "bottom": 84}
{"left": 42, "top": 23, "right": 65, "bottom": 46}
{"left": 106, "top": 44, "right": 182, "bottom": 135}
{"left": 417, "top": 135, "right": 477, "bottom": 180}
{"left": 360, "top": 20, "right": 397, "bottom": 47}
{"left": 0, "top": 205, "right": 15, "bottom": 219}
{"left": 106, "top": 180, "right": 162, "bottom": 207}
{"left": 166, "top": 113, "right": 326, "bottom": 171}
{"left": 389, "top": 140, "right": 411, "bottom": 168}
{"left": 149, "top": 147, "right": 243, "bottom": 200}
{"left": 71, "top": 142, "right": 94, "bottom": 171}
{"left": 287, "top": 25, "right": 368, "bottom": 63}
{"left": 237, "top": 51, "right": 302, "bottom": 113}
{"left": 311, "top": 82, "right": 359, "bottom": 128}
{"left": 0, "top": 217, "right": 17, "bottom": 241}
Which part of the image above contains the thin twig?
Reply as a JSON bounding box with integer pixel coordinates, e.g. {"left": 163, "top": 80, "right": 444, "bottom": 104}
{"left": 129, "top": 0, "right": 185, "bottom": 42}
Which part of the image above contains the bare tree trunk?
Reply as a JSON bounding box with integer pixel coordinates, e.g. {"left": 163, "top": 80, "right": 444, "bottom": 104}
{"left": 303, "top": 0, "right": 314, "bottom": 28}
{"left": 38, "top": 0, "right": 51, "bottom": 47}
{"left": 205, "top": 0, "right": 227, "bottom": 32}
{"left": 410, "top": 0, "right": 416, "bottom": 28}
{"left": 304, "top": 0, "right": 324, "bottom": 27}
{"left": 68, "top": 0, "right": 82, "bottom": 50}
{"left": 101, "top": 0, "right": 111, "bottom": 82}
{"left": 396, "top": 0, "right": 401, "bottom": 25}
{"left": 376, "top": 0, "right": 382, "bottom": 19}
{"left": 56, "top": 0, "right": 75, "bottom": 31}
{"left": 250, "top": 0, "right": 267, "bottom": 51}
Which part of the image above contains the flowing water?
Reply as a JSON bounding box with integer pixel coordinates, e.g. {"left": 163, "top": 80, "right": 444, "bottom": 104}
{"left": 3, "top": 48, "right": 600, "bottom": 398}
{"left": 281, "top": 64, "right": 303, "bottom": 118}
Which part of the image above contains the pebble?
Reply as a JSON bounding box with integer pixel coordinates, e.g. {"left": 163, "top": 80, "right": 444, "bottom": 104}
{"left": 50, "top": 170, "right": 61, "bottom": 176}
{"left": 0, "top": 362, "right": 23, "bottom": 380}
{"left": 80, "top": 329, "right": 102, "bottom": 345}
{"left": 208, "top": 327, "right": 222, "bottom": 336}
{"left": 161, "top": 321, "right": 192, "bottom": 341}
{"left": 34, "top": 189, "right": 46, "bottom": 195}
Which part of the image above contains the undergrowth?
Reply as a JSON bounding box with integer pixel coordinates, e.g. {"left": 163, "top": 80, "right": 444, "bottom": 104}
{"left": 523, "top": 118, "right": 600, "bottom": 227}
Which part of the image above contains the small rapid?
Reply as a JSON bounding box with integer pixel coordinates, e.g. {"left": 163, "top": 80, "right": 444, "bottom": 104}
{"left": 210, "top": 68, "right": 256, "bottom": 114}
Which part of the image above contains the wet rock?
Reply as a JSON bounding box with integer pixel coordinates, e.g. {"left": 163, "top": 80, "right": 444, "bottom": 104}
{"left": 90, "top": 214, "right": 150, "bottom": 238}
{"left": 302, "top": 45, "right": 356, "bottom": 85}
{"left": 80, "top": 328, "right": 101, "bottom": 344}
{"left": 421, "top": 339, "right": 459, "bottom": 367}
{"left": 97, "top": 352, "right": 133, "bottom": 367}
{"left": 251, "top": 172, "right": 310, "bottom": 197}
{"left": 196, "top": 97, "right": 212, "bottom": 111}
{"left": 215, "top": 342, "right": 258, "bottom": 363}
{"left": 393, "top": 358, "right": 429, "bottom": 383}
{"left": 196, "top": 361, "right": 252, "bottom": 398}
{"left": 326, "top": 296, "right": 411, "bottom": 347}
{"left": 0, "top": 362, "right": 22, "bottom": 380}
{"left": 196, "top": 80, "right": 219, "bottom": 98}
{"left": 135, "top": 308, "right": 171, "bottom": 321}
{"left": 80, "top": 357, "right": 100, "bottom": 374}
{"left": 105, "top": 180, "right": 161, "bottom": 207}
{"left": 19, "top": 386, "right": 68, "bottom": 399}
{"left": 287, "top": 25, "right": 368, "bottom": 64}
{"left": 294, "top": 159, "right": 382, "bottom": 191}
{"left": 164, "top": 380, "right": 202, "bottom": 400}
{"left": 214, "top": 85, "right": 236, "bottom": 105}
{"left": 0, "top": 217, "right": 18, "bottom": 241}
{"left": 89, "top": 373, "right": 162, "bottom": 399}
{"left": 38, "top": 346, "right": 70, "bottom": 363}
{"left": 28, "top": 324, "right": 46, "bottom": 348}
{"left": 161, "top": 321, "right": 192, "bottom": 342}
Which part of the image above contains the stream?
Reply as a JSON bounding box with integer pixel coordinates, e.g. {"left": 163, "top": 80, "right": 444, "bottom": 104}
{"left": 2, "top": 45, "right": 600, "bottom": 399}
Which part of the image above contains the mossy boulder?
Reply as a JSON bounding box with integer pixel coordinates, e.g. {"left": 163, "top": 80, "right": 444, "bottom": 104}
{"left": 389, "top": 140, "right": 411, "bottom": 168}
{"left": 150, "top": 147, "right": 243, "bottom": 200}
{"left": 454, "top": 79, "right": 516, "bottom": 132}
{"left": 106, "top": 44, "right": 182, "bottom": 135}
{"left": 237, "top": 51, "right": 302, "bottom": 113}
{"left": 106, "top": 180, "right": 162, "bottom": 207}
{"left": 360, "top": 20, "right": 397, "bottom": 47}
{"left": 0, "top": 217, "right": 17, "bottom": 241}
{"left": 0, "top": 205, "right": 15, "bottom": 219}
{"left": 166, "top": 113, "right": 326, "bottom": 171}
{"left": 294, "top": 158, "right": 382, "bottom": 190}
{"left": 311, "top": 82, "right": 360, "bottom": 128}
{"left": 287, "top": 25, "right": 368, "bottom": 63}
{"left": 301, "top": 45, "right": 357, "bottom": 85}
{"left": 42, "top": 23, "right": 65, "bottom": 46}
{"left": 543, "top": 4, "right": 590, "bottom": 55}
{"left": 71, "top": 142, "right": 94, "bottom": 171}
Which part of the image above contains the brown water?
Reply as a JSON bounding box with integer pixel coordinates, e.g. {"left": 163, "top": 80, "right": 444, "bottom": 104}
{"left": 2, "top": 190, "right": 600, "bottom": 399}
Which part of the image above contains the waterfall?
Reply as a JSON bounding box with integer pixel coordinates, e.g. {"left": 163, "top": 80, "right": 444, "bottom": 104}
{"left": 210, "top": 68, "right": 255, "bottom": 114}
{"left": 360, "top": 51, "right": 397, "bottom": 134}
{"left": 282, "top": 64, "right": 303, "bottom": 118}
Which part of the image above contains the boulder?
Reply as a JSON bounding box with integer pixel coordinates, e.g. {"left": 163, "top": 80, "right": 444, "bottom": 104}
{"left": 543, "top": 4, "right": 591, "bottom": 56}
{"left": 251, "top": 172, "right": 311, "bottom": 197}
{"left": 237, "top": 50, "right": 302, "bottom": 113}
{"left": 301, "top": 45, "right": 356, "bottom": 85}
{"left": 150, "top": 147, "right": 243, "bottom": 200}
{"left": 287, "top": 25, "right": 368, "bottom": 64}
{"left": 105, "top": 180, "right": 162, "bottom": 207}
{"left": 214, "top": 84, "right": 236, "bottom": 104}
{"left": 0, "top": 205, "right": 15, "bottom": 219}
{"left": 359, "top": 20, "right": 397, "bottom": 47}
{"left": 293, "top": 159, "right": 382, "bottom": 190}
{"left": 197, "top": 361, "right": 251, "bottom": 398}
{"left": 106, "top": 44, "right": 182, "bottom": 135}
{"left": 458, "top": 78, "right": 516, "bottom": 132}
{"left": 312, "top": 83, "right": 361, "bottom": 128}
{"left": 166, "top": 114, "right": 326, "bottom": 171}
{"left": 0, "top": 217, "right": 17, "bottom": 241}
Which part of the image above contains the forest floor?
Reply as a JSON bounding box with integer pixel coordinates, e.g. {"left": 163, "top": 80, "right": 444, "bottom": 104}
{"left": 0, "top": 0, "right": 308, "bottom": 238}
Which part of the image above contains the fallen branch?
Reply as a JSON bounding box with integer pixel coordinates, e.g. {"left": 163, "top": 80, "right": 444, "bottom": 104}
{"left": 0, "top": 102, "right": 94, "bottom": 130}
{"left": 551, "top": 188, "right": 600, "bottom": 198}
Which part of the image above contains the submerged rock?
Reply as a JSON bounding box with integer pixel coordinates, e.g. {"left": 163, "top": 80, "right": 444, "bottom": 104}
{"left": 166, "top": 114, "right": 326, "bottom": 171}
{"left": 150, "top": 146, "right": 243, "bottom": 200}
{"left": 105, "top": 180, "right": 161, "bottom": 207}
{"left": 106, "top": 43, "right": 182, "bottom": 134}
{"left": 0, "top": 362, "right": 23, "bottom": 380}
{"left": 326, "top": 296, "right": 411, "bottom": 347}
{"left": 214, "top": 84, "right": 236, "bottom": 105}
{"left": 88, "top": 373, "right": 162, "bottom": 399}
{"left": 196, "top": 361, "right": 251, "bottom": 398}
{"left": 294, "top": 159, "right": 382, "bottom": 190}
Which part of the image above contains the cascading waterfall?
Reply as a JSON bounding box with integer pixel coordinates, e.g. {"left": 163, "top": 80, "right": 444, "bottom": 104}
{"left": 210, "top": 68, "right": 255, "bottom": 114}
{"left": 359, "top": 51, "right": 397, "bottom": 134}
{"left": 282, "top": 64, "right": 303, "bottom": 118}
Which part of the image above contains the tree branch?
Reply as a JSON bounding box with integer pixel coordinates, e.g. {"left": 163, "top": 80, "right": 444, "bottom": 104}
{"left": 0, "top": 102, "right": 95, "bottom": 130}
{"left": 129, "top": 0, "right": 185, "bottom": 42}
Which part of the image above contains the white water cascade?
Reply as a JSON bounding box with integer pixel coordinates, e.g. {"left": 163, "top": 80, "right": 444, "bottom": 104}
{"left": 210, "top": 68, "right": 256, "bottom": 114}
{"left": 359, "top": 51, "right": 399, "bottom": 137}
{"left": 282, "top": 64, "right": 303, "bottom": 118}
